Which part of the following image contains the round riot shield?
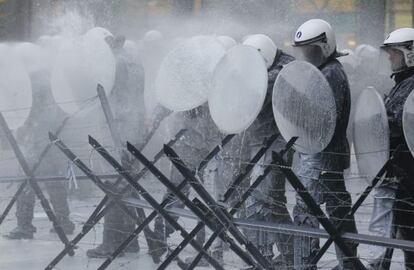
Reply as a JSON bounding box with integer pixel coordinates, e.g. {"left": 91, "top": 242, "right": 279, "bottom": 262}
{"left": 272, "top": 60, "right": 336, "bottom": 154}
{"left": 403, "top": 90, "right": 414, "bottom": 158}
{"left": 155, "top": 35, "right": 226, "bottom": 111}
{"left": 51, "top": 30, "right": 115, "bottom": 114}
{"left": 0, "top": 45, "right": 32, "bottom": 130}
{"left": 353, "top": 87, "right": 389, "bottom": 180}
{"left": 11, "top": 42, "right": 49, "bottom": 73}
{"left": 209, "top": 45, "right": 268, "bottom": 134}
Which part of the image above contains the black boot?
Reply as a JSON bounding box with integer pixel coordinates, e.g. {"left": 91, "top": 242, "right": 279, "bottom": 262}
{"left": 7, "top": 188, "right": 36, "bottom": 240}
{"left": 50, "top": 217, "right": 75, "bottom": 235}
{"left": 122, "top": 199, "right": 140, "bottom": 253}
{"left": 87, "top": 202, "right": 132, "bottom": 258}
{"left": 87, "top": 243, "right": 125, "bottom": 259}
{"left": 4, "top": 224, "right": 36, "bottom": 240}
{"left": 87, "top": 210, "right": 125, "bottom": 259}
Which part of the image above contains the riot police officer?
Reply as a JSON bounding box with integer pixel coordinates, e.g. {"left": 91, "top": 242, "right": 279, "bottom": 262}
{"left": 292, "top": 19, "right": 357, "bottom": 270}
{"left": 368, "top": 27, "right": 414, "bottom": 270}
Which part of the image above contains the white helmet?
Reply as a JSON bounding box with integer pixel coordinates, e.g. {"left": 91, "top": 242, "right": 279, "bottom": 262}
{"left": 293, "top": 19, "right": 337, "bottom": 64}
{"left": 354, "top": 44, "right": 381, "bottom": 73}
{"left": 216, "top": 35, "right": 237, "bottom": 51}
{"left": 144, "top": 30, "right": 163, "bottom": 42}
{"left": 381, "top": 28, "right": 414, "bottom": 71}
{"left": 243, "top": 34, "right": 277, "bottom": 68}
{"left": 355, "top": 44, "right": 378, "bottom": 59}
{"left": 85, "top": 27, "right": 114, "bottom": 41}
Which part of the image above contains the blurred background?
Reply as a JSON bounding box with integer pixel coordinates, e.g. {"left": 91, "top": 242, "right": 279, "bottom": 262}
{"left": 1, "top": 0, "right": 413, "bottom": 51}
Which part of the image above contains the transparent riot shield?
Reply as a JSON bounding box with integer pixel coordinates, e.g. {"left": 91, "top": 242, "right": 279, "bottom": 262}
{"left": 353, "top": 87, "right": 389, "bottom": 181}
{"left": 51, "top": 30, "right": 115, "bottom": 114}
{"left": 0, "top": 44, "right": 32, "bottom": 129}
{"left": 209, "top": 45, "right": 267, "bottom": 134}
{"left": 155, "top": 35, "right": 225, "bottom": 111}
{"left": 403, "top": 90, "right": 414, "bottom": 158}
{"left": 272, "top": 60, "right": 336, "bottom": 154}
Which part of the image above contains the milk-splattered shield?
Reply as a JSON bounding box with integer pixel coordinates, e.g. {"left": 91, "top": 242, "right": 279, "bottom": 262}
{"left": 155, "top": 35, "right": 226, "bottom": 111}
{"left": 272, "top": 60, "right": 336, "bottom": 154}
{"left": 51, "top": 30, "right": 115, "bottom": 114}
{"left": 209, "top": 45, "right": 267, "bottom": 134}
{"left": 353, "top": 87, "right": 389, "bottom": 180}
{"left": 403, "top": 90, "right": 414, "bottom": 158}
{"left": 0, "top": 45, "right": 32, "bottom": 129}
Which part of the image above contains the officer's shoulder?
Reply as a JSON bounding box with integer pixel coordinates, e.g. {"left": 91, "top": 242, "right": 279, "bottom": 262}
{"left": 322, "top": 58, "right": 342, "bottom": 69}
{"left": 278, "top": 50, "right": 295, "bottom": 65}
{"left": 397, "top": 74, "right": 414, "bottom": 99}
{"left": 394, "top": 72, "right": 414, "bottom": 93}
{"left": 403, "top": 72, "right": 414, "bottom": 84}
{"left": 321, "top": 59, "right": 345, "bottom": 76}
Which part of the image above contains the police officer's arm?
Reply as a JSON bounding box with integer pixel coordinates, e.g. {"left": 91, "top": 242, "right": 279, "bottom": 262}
{"left": 388, "top": 80, "right": 414, "bottom": 137}
{"left": 322, "top": 66, "right": 349, "bottom": 120}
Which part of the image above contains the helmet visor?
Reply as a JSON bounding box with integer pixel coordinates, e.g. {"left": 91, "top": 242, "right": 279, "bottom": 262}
{"left": 293, "top": 44, "right": 325, "bottom": 67}
{"left": 380, "top": 46, "right": 406, "bottom": 73}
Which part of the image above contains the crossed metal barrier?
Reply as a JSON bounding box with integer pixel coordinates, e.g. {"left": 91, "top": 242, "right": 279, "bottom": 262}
{"left": 0, "top": 112, "right": 75, "bottom": 256}
{"left": 41, "top": 128, "right": 414, "bottom": 270}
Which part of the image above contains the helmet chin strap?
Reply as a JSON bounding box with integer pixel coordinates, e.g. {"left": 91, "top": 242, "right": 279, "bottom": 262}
{"left": 391, "top": 64, "right": 409, "bottom": 74}
{"left": 315, "top": 51, "right": 343, "bottom": 68}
